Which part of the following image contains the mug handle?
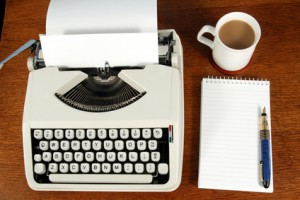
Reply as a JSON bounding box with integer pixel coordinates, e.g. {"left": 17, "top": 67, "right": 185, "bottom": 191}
{"left": 197, "top": 25, "right": 215, "bottom": 49}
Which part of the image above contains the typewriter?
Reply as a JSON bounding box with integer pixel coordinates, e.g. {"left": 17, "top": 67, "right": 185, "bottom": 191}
{"left": 1, "top": 1, "right": 184, "bottom": 192}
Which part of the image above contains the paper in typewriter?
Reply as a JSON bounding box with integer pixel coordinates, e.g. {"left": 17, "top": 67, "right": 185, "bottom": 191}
{"left": 198, "top": 78, "right": 273, "bottom": 193}
{"left": 41, "top": 0, "right": 158, "bottom": 68}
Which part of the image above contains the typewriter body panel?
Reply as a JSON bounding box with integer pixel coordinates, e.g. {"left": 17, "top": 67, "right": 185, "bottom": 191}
{"left": 22, "top": 30, "right": 184, "bottom": 191}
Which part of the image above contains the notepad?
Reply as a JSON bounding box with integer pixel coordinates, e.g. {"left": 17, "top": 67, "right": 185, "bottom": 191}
{"left": 198, "top": 77, "right": 273, "bottom": 193}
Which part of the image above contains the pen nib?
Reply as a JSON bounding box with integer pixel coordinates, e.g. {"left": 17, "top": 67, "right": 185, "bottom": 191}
{"left": 262, "top": 106, "right": 266, "bottom": 114}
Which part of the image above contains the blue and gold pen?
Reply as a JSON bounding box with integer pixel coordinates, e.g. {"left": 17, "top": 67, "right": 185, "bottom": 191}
{"left": 260, "top": 107, "right": 271, "bottom": 188}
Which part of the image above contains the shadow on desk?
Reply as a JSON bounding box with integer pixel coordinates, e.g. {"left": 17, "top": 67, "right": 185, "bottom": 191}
{"left": 0, "top": 0, "right": 5, "bottom": 40}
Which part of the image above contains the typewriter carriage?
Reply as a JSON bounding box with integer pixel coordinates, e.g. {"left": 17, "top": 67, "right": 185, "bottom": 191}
{"left": 27, "top": 32, "right": 178, "bottom": 113}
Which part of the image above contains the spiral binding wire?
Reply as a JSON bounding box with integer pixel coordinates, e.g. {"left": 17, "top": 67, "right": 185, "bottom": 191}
{"left": 205, "top": 76, "right": 269, "bottom": 85}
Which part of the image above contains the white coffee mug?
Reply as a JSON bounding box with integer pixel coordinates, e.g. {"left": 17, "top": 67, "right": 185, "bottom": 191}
{"left": 197, "top": 12, "right": 261, "bottom": 72}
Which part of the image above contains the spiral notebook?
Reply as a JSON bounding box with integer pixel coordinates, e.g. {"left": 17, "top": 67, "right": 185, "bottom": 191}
{"left": 198, "top": 77, "right": 273, "bottom": 193}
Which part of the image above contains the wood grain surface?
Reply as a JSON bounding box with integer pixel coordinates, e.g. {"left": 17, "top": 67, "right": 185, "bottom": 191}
{"left": 0, "top": 0, "right": 299, "bottom": 199}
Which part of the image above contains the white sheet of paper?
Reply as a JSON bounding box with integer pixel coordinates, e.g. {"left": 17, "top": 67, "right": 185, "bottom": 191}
{"left": 40, "top": 33, "right": 158, "bottom": 68}
{"left": 42, "top": 0, "right": 158, "bottom": 68}
{"left": 198, "top": 78, "right": 273, "bottom": 193}
{"left": 46, "top": 0, "right": 157, "bottom": 35}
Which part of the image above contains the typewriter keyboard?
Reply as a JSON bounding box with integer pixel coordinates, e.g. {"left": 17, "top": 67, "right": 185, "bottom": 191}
{"left": 31, "top": 128, "right": 170, "bottom": 184}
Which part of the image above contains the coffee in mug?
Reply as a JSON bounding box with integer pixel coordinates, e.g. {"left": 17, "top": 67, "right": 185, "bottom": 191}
{"left": 219, "top": 20, "right": 255, "bottom": 50}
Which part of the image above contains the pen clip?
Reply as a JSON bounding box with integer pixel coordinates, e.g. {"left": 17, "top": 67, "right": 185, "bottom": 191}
{"left": 259, "top": 161, "right": 264, "bottom": 182}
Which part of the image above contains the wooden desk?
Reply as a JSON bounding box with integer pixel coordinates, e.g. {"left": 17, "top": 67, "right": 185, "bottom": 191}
{"left": 0, "top": 0, "right": 299, "bottom": 199}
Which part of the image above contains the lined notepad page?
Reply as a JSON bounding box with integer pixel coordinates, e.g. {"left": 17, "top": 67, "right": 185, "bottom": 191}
{"left": 198, "top": 78, "right": 273, "bottom": 193}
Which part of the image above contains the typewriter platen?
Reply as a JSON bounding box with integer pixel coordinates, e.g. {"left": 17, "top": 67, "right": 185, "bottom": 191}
{"left": 22, "top": 29, "right": 184, "bottom": 191}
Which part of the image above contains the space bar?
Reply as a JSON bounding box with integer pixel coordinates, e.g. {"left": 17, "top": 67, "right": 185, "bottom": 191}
{"left": 49, "top": 174, "right": 153, "bottom": 183}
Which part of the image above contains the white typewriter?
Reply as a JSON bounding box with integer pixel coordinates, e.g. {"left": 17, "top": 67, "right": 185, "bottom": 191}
{"left": 1, "top": 0, "right": 184, "bottom": 191}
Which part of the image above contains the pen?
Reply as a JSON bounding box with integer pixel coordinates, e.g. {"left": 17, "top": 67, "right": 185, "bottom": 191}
{"left": 260, "top": 107, "right": 271, "bottom": 188}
